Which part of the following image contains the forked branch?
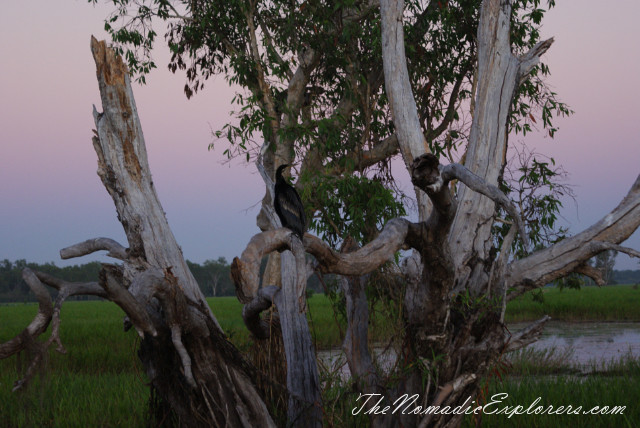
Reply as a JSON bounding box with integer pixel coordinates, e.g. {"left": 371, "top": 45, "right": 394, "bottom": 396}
{"left": 410, "top": 154, "right": 529, "bottom": 248}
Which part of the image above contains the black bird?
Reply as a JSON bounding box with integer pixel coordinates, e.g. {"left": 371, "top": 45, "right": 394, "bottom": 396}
{"left": 274, "top": 164, "right": 306, "bottom": 240}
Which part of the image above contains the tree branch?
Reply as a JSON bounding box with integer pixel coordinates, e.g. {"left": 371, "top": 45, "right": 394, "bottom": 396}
{"left": 35, "top": 271, "right": 107, "bottom": 298}
{"left": 0, "top": 269, "right": 53, "bottom": 360}
{"left": 428, "top": 59, "right": 474, "bottom": 141}
{"left": 505, "top": 315, "right": 551, "bottom": 352}
{"left": 324, "top": 132, "right": 400, "bottom": 177}
{"left": 379, "top": 0, "right": 428, "bottom": 165}
{"left": 573, "top": 263, "right": 605, "bottom": 286}
{"left": 242, "top": 285, "right": 280, "bottom": 339}
{"left": 0, "top": 268, "right": 115, "bottom": 392}
{"left": 507, "top": 175, "right": 640, "bottom": 298}
{"left": 256, "top": 15, "right": 293, "bottom": 80}
{"left": 305, "top": 218, "right": 413, "bottom": 275}
{"left": 231, "top": 228, "right": 291, "bottom": 303}
{"left": 245, "top": 5, "right": 279, "bottom": 132}
{"left": 442, "top": 163, "right": 529, "bottom": 248}
{"left": 518, "top": 38, "right": 554, "bottom": 84}
{"left": 100, "top": 265, "right": 158, "bottom": 337}
{"left": 59, "top": 237, "right": 128, "bottom": 260}
{"left": 232, "top": 218, "right": 417, "bottom": 302}
{"left": 417, "top": 373, "right": 477, "bottom": 428}
{"left": 171, "top": 324, "right": 196, "bottom": 388}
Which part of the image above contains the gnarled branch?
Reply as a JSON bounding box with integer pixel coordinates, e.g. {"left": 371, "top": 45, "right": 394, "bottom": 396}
{"left": 100, "top": 265, "right": 157, "bottom": 337}
{"left": 306, "top": 218, "right": 414, "bottom": 275}
{"left": 0, "top": 269, "right": 53, "bottom": 360}
{"left": 442, "top": 163, "right": 529, "bottom": 248}
{"left": 35, "top": 271, "right": 107, "bottom": 298}
{"left": 242, "top": 285, "right": 280, "bottom": 339}
{"left": 574, "top": 263, "right": 605, "bottom": 286}
{"left": 507, "top": 175, "right": 640, "bottom": 299}
{"left": 60, "top": 237, "right": 128, "bottom": 260}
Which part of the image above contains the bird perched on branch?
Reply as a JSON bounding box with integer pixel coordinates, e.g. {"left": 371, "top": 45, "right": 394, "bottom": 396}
{"left": 274, "top": 164, "right": 306, "bottom": 240}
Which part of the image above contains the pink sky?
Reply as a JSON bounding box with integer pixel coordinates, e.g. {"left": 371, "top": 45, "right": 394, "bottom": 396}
{"left": 1, "top": 0, "right": 638, "bottom": 269}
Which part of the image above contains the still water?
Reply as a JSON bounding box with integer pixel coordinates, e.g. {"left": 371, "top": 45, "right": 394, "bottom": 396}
{"left": 318, "top": 322, "right": 640, "bottom": 377}
{"left": 511, "top": 321, "right": 640, "bottom": 366}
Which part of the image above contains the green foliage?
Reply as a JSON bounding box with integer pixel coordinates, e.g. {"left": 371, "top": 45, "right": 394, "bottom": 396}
{"left": 93, "top": 0, "right": 570, "bottom": 252}
{"left": 303, "top": 173, "right": 406, "bottom": 246}
{"left": 494, "top": 144, "right": 575, "bottom": 261}
{"left": 555, "top": 272, "right": 584, "bottom": 291}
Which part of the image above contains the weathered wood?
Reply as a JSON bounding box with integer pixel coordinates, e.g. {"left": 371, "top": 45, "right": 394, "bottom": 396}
{"left": 232, "top": 228, "right": 290, "bottom": 303}
{"left": 505, "top": 316, "right": 551, "bottom": 352}
{"left": 90, "top": 37, "right": 210, "bottom": 309}
{"left": 242, "top": 285, "right": 281, "bottom": 339}
{"left": 507, "top": 175, "right": 640, "bottom": 297}
{"left": 338, "top": 237, "right": 383, "bottom": 425}
{"left": 448, "top": 0, "right": 552, "bottom": 286}
{"left": 274, "top": 239, "right": 322, "bottom": 427}
{"left": 237, "top": 143, "right": 322, "bottom": 425}
{"left": 306, "top": 218, "right": 413, "bottom": 274}
{"left": 379, "top": 0, "right": 432, "bottom": 221}
{"left": 60, "top": 237, "right": 128, "bottom": 260}
{"left": 88, "top": 37, "right": 276, "bottom": 427}
{"left": 0, "top": 269, "right": 52, "bottom": 360}
{"left": 234, "top": 234, "right": 322, "bottom": 426}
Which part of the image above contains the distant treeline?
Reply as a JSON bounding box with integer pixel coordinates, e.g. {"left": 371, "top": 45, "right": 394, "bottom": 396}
{"left": 0, "top": 258, "right": 236, "bottom": 303}
{"left": 613, "top": 269, "right": 640, "bottom": 285}
{"left": 0, "top": 258, "right": 326, "bottom": 303}
{"left": 3, "top": 258, "right": 636, "bottom": 303}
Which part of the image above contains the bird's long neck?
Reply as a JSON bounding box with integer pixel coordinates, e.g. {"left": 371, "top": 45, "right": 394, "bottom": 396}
{"left": 276, "top": 167, "right": 287, "bottom": 185}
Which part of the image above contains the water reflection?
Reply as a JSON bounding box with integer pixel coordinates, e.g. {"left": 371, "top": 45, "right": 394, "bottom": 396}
{"left": 318, "top": 322, "right": 640, "bottom": 378}
{"left": 511, "top": 321, "right": 640, "bottom": 366}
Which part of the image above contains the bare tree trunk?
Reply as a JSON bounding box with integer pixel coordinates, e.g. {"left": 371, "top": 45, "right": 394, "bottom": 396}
{"left": 88, "top": 37, "right": 278, "bottom": 427}
{"left": 0, "top": 38, "right": 277, "bottom": 427}
{"left": 233, "top": 227, "right": 322, "bottom": 427}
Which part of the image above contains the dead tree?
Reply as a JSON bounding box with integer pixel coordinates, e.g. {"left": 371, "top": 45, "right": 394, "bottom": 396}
{"left": 0, "top": 38, "right": 276, "bottom": 428}
{"left": 232, "top": 1, "right": 640, "bottom": 427}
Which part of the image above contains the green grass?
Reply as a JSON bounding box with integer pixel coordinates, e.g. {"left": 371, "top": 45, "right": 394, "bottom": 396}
{"left": 462, "top": 368, "right": 640, "bottom": 428}
{"left": 1, "top": 286, "right": 640, "bottom": 427}
{"left": 505, "top": 284, "right": 640, "bottom": 323}
{"left": 0, "top": 301, "right": 147, "bottom": 427}
{"left": 0, "top": 371, "right": 147, "bottom": 428}
{"left": 209, "top": 294, "right": 396, "bottom": 350}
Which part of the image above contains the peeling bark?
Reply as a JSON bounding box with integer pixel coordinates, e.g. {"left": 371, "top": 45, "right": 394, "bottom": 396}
{"left": 88, "top": 37, "right": 276, "bottom": 427}
{"left": 1, "top": 38, "right": 277, "bottom": 428}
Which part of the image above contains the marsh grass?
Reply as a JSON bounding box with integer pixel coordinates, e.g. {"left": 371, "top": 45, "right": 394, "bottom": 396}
{"left": 505, "top": 284, "right": 640, "bottom": 323}
{"left": 1, "top": 286, "right": 639, "bottom": 427}
{"left": 464, "top": 367, "right": 640, "bottom": 428}
{"left": 506, "top": 346, "right": 578, "bottom": 376}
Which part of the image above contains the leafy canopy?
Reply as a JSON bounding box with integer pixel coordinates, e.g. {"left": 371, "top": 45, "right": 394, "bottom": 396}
{"left": 92, "top": 0, "right": 569, "bottom": 248}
